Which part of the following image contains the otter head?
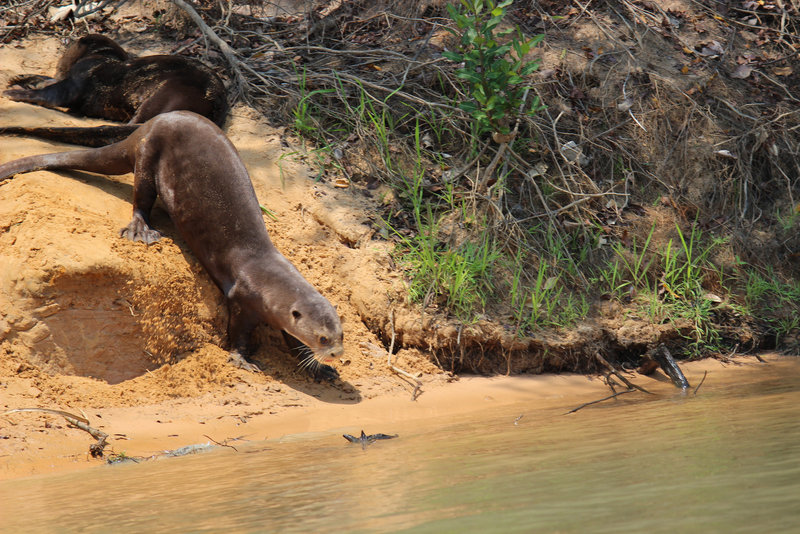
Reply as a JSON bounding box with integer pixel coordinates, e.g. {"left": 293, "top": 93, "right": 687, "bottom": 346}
{"left": 286, "top": 291, "right": 344, "bottom": 364}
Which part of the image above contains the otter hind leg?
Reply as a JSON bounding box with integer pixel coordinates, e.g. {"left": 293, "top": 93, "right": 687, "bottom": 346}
{"left": 4, "top": 78, "right": 81, "bottom": 110}
{"left": 7, "top": 74, "right": 56, "bottom": 90}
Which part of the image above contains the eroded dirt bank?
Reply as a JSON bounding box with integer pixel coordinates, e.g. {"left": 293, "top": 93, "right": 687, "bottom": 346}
{"left": 0, "top": 34, "right": 445, "bottom": 478}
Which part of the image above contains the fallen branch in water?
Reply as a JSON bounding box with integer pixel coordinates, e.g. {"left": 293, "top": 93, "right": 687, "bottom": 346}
{"left": 650, "top": 344, "right": 690, "bottom": 389}
{"left": 693, "top": 370, "right": 708, "bottom": 395}
{"left": 2, "top": 407, "right": 109, "bottom": 458}
{"left": 595, "top": 353, "right": 654, "bottom": 395}
{"left": 564, "top": 389, "right": 636, "bottom": 414}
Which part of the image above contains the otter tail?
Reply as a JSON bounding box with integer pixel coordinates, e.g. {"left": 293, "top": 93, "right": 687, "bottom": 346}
{"left": 0, "top": 141, "right": 134, "bottom": 182}
{"left": 0, "top": 125, "right": 140, "bottom": 147}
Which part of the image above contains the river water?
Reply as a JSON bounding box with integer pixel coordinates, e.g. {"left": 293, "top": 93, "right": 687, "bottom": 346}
{"left": 1, "top": 357, "right": 798, "bottom": 533}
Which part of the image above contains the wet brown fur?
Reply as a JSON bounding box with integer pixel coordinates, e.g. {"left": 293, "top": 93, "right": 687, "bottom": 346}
{"left": 0, "top": 111, "right": 343, "bottom": 379}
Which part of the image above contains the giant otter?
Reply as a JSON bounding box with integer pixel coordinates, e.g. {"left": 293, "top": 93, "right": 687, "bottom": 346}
{"left": 0, "top": 111, "right": 343, "bottom": 380}
{"left": 2, "top": 34, "right": 228, "bottom": 147}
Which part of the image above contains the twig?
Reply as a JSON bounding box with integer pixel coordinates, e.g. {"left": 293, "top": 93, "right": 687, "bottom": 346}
{"left": 168, "top": 0, "right": 248, "bottom": 97}
{"left": 3, "top": 407, "right": 109, "bottom": 457}
{"left": 203, "top": 434, "right": 239, "bottom": 452}
{"left": 386, "top": 309, "right": 422, "bottom": 400}
{"left": 595, "top": 353, "right": 654, "bottom": 394}
{"left": 692, "top": 370, "right": 707, "bottom": 395}
{"left": 564, "top": 389, "right": 636, "bottom": 414}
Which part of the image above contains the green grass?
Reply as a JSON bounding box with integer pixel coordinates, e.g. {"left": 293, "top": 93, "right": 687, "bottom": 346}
{"left": 742, "top": 266, "right": 800, "bottom": 346}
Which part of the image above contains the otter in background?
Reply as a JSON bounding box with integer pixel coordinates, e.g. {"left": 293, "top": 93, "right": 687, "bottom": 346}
{"left": 2, "top": 34, "right": 228, "bottom": 147}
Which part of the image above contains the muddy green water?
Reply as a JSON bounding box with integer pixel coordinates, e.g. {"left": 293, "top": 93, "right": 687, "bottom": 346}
{"left": 2, "top": 357, "right": 799, "bottom": 533}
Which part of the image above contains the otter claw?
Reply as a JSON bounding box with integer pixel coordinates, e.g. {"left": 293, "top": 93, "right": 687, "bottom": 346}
{"left": 120, "top": 220, "right": 161, "bottom": 244}
{"left": 228, "top": 351, "right": 261, "bottom": 373}
{"left": 311, "top": 363, "right": 339, "bottom": 382}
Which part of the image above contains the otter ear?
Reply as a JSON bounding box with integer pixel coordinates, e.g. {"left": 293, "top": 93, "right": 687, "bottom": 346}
{"left": 292, "top": 310, "right": 302, "bottom": 320}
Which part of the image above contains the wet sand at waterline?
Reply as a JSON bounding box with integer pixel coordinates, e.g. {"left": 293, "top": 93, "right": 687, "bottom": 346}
{"left": 0, "top": 356, "right": 779, "bottom": 480}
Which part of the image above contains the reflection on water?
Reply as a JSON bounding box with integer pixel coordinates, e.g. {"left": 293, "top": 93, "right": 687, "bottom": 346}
{"left": 2, "top": 357, "right": 799, "bottom": 533}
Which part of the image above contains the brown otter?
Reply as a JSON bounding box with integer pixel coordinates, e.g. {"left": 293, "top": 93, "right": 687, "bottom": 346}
{"left": 0, "top": 111, "right": 343, "bottom": 380}
{"left": 2, "top": 34, "right": 228, "bottom": 147}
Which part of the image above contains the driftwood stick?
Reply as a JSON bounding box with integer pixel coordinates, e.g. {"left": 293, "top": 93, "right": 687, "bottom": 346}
{"left": 693, "top": 370, "right": 708, "bottom": 395}
{"left": 3, "top": 407, "right": 109, "bottom": 457}
{"left": 650, "top": 344, "right": 690, "bottom": 389}
{"left": 595, "top": 353, "right": 654, "bottom": 394}
{"left": 564, "top": 389, "right": 636, "bottom": 414}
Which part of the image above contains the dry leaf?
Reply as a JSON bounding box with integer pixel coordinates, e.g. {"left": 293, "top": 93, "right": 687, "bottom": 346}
{"left": 617, "top": 97, "right": 634, "bottom": 111}
{"left": 773, "top": 66, "right": 793, "bottom": 76}
{"left": 731, "top": 64, "right": 753, "bottom": 79}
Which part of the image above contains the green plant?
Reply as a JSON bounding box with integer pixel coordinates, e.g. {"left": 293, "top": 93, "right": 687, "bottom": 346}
{"left": 776, "top": 206, "right": 800, "bottom": 231}
{"left": 394, "top": 216, "right": 501, "bottom": 321}
{"left": 384, "top": 121, "right": 502, "bottom": 322}
{"left": 657, "top": 224, "right": 727, "bottom": 355}
{"left": 742, "top": 266, "right": 800, "bottom": 347}
{"left": 613, "top": 224, "right": 656, "bottom": 290}
{"left": 292, "top": 67, "right": 334, "bottom": 139}
{"left": 596, "top": 260, "right": 628, "bottom": 299}
{"left": 443, "top": 0, "right": 544, "bottom": 135}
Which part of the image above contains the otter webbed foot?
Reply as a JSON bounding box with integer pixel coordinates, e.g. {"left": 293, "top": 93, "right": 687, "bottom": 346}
{"left": 7, "top": 74, "right": 55, "bottom": 91}
{"left": 309, "top": 362, "right": 340, "bottom": 382}
{"left": 120, "top": 216, "right": 161, "bottom": 244}
{"left": 228, "top": 350, "right": 262, "bottom": 373}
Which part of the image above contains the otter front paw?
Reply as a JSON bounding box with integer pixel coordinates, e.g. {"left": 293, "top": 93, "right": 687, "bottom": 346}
{"left": 120, "top": 218, "right": 161, "bottom": 244}
{"left": 309, "top": 362, "right": 339, "bottom": 382}
{"left": 228, "top": 351, "right": 261, "bottom": 373}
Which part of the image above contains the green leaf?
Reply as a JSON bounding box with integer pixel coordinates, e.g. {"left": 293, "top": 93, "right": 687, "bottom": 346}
{"left": 456, "top": 70, "right": 482, "bottom": 83}
{"left": 495, "top": 43, "right": 512, "bottom": 57}
{"left": 520, "top": 61, "right": 541, "bottom": 76}
{"left": 528, "top": 34, "right": 545, "bottom": 47}
{"left": 460, "top": 101, "right": 478, "bottom": 113}
{"left": 442, "top": 51, "right": 463, "bottom": 62}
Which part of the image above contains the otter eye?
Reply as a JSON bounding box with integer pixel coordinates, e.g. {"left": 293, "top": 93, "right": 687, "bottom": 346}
{"left": 319, "top": 336, "right": 329, "bottom": 345}
{"left": 292, "top": 310, "right": 302, "bottom": 320}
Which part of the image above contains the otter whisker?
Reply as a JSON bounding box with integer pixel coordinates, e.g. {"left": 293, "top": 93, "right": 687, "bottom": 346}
{"left": 297, "top": 351, "right": 320, "bottom": 372}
